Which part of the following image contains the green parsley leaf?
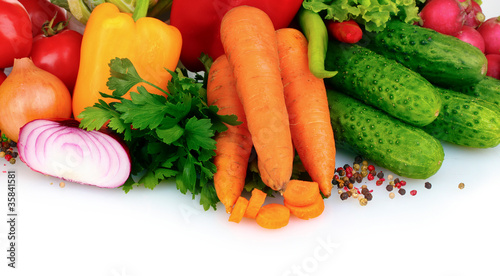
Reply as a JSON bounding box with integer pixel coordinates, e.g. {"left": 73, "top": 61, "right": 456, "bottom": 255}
{"left": 106, "top": 57, "right": 144, "bottom": 98}
{"left": 155, "top": 124, "right": 184, "bottom": 144}
{"left": 114, "top": 87, "right": 167, "bottom": 130}
{"left": 184, "top": 117, "right": 216, "bottom": 152}
{"left": 77, "top": 57, "right": 245, "bottom": 211}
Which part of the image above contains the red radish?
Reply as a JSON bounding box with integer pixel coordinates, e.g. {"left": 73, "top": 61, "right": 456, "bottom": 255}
{"left": 419, "top": 0, "right": 467, "bottom": 36}
{"left": 326, "top": 20, "right": 363, "bottom": 44}
{"left": 485, "top": 54, "right": 500, "bottom": 79}
{"left": 454, "top": 25, "right": 485, "bottom": 53}
{"left": 478, "top": 17, "right": 500, "bottom": 55}
{"left": 464, "top": 0, "right": 485, "bottom": 28}
{"left": 17, "top": 119, "right": 131, "bottom": 188}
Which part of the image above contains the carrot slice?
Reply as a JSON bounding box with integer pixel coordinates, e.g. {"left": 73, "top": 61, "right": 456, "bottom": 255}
{"left": 255, "top": 203, "right": 290, "bottom": 229}
{"left": 228, "top": 196, "right": 249, "bottom": 223}
{"left": 283, "top": 179, "right": 320, "bottom": 207}
{"left": 284, "top": 194, "right": 324, "bottom": 220}
{"left": 244, "top": 188, "right": 267, "bottom": 219}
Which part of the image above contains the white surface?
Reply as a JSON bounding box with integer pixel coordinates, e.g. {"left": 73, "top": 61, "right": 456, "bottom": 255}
{"left": 1, "top": 2, "right": 500, "bottom": 276}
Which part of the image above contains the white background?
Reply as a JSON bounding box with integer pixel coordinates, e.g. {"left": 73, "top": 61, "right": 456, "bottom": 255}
{"left": 1, "top": 1, "right": 500, "bottom": 276}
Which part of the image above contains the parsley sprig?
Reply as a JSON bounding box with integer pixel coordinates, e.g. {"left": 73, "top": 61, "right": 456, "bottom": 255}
{"left": 78, "top": 57, "right": 239, "bottom": 211}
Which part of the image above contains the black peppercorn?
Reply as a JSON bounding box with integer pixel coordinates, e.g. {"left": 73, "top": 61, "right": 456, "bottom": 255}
{"left": 365, "top": 193, "right": 373, "bottom": 201}
{"left": 340, "top": 192, "right": 349, "bottom": 200}
{"left": 354, "top": 155, "right": 363, "bottom": 165}
{"left": 399, "top": 188, "right": 406, "bottom": 195}
{"left": 424, "top": 182, "right": 432, "bottom": 189}
{"left": 377, "top": 171, "right": 384, "bottom": 179}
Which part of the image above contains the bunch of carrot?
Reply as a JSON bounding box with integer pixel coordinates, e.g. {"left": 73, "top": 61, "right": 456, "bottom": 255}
{"left": 207, "top": 5, "right": 336, "bottom": 229}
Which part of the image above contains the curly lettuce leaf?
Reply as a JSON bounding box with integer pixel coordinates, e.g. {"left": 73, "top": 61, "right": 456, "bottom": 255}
{"left": 302, "top": 0, "right": 426, "bottom": 32}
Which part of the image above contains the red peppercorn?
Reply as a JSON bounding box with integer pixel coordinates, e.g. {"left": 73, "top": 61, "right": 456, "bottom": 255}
{"left": 410, "top": 190, "right": 417, "bottom": 196}
{"left": 4, "top": 154, "right": 12, "bottom": 161}
{"left": 346, "top": 171, "right": 353, "bottom": 178}
{"left": 400, "top": 180, "right": 407, "bottom": 186}
{"left": 367, "top": 165, "right": 375, "bottom": 171}
{"left": 367, "top": 174, "right": 374, "bottom": 181}
{"left": 345, "top": 166, "right": 353, "bottom": 173}
{"left": 376, "top": 179, "right": 383, "bottom": 186}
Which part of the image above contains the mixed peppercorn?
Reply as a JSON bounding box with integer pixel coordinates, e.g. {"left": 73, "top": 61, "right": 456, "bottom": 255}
{"left": 0, "top": 133, "right": 18, "bottom": 164}
{"left": 333, "top": 155, "right": 433, "bottom": 206}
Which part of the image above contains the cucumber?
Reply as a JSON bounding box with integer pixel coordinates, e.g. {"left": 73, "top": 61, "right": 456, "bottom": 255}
{"left": 421, "top": 87, "right": 500, "bottom": 148}
{"left": 327, "top": 89, "right": 444, "bottom": 179}
{"left": 452, "top": 76, "right": 500, "bottom": 107}
{"left": 324, "top": 41, "right": 441, "bottom": 127}
{"left": 364, "top": 20, "right": 488, "bottom": 87}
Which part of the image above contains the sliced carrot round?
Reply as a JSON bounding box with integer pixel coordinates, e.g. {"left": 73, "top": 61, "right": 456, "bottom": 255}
{"left": 255, "top": 203, "right": 290, "bottom": 229}
{"left": 284, "top": 194, "right": 324, "bottom": 220}
{"left": 244, "top": 188, "right": 267, "bottom": 219}
{"left": 228, "top": 196, "right": 249, "bottom": 223}
{"left": 283, "top": 179, "right": 320, "bottom": 207}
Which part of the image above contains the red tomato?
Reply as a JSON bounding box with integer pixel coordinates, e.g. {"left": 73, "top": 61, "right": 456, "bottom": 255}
{"left": 31, "top": 29, "right": 83, "bottom": 92}
{"left": 19, "top": 0, "right": 67, "bottom": 37}
{"left": 0, "top": 0, "right": 33, "bottom": 68}
{"left": 0, "top": 69, "right": 7, "bottom": 85}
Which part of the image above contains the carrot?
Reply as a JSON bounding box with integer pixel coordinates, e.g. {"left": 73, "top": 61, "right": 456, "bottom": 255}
{"left": 255, "top": 203, "right": 290, "bottom": 229}
{"left": 282, "top": 179, "right": 320, "bottom": 207}
{"left": 275, "top": 28, "right": 336, "bottom": 197}
{"left": 228, "top": 196, "right": 249, "bottom": 223}
{"left": 220, "top": 6, "right": 294, "bottom": 192}
{"left": 326, "top": 20, "right": 363, "bottom": 44}
{"left": 244, "top": 188, "right": 267, "bottom": 219}
{"left": 207, "top": 55, "right": 253, "bottom": 213}
{"left": 284, "top": 193, "right": 325, "bottom": 220}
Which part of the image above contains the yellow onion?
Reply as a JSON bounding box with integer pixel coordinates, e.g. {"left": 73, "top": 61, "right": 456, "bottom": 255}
{"left": 0, "top": 58, "right": 72, "bottom": 142}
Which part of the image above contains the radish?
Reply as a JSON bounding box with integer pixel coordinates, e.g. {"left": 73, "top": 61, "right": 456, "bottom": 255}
{"left": 454, "top": 25, "right": 486, "bottom": 53}
{"left": 485, "top": 54, "right": 500, "bottom": 79}
{"left": 17, "top": 119, "right": 131, "bottom": 188}
{"left": 464, "top": 0, "right": 485, "bottom": 28}
{"left": 419, "top": 0, "right": 467, "bottom": 36}
{"left": 478, "top": 17, "right": 500, "bottom": 55}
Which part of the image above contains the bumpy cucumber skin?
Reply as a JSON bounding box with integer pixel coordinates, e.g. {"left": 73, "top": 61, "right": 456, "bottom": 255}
{"left": 421, "top": 88, "right": 500, "bottom": 148}
{"left": 325, "top": 41, "right": 441, "bottom": 127}
{"left": 365, "top": 20, "right": 488, "bottom": 87}
{"left": 327, "top": 90, "right": 444, "bottom": 179}
{"left": 452, "top": 76, "right": 500, "bottom": 107}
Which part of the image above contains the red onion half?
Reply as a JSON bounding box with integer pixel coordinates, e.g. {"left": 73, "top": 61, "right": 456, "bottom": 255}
{"left": 17, "top": 119, "right": 131, "bottom": 188}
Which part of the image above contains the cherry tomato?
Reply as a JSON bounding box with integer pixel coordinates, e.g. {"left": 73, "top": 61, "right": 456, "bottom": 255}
{"left": 0, "top": 0, "right": 33, "bottom": 68}
{"left": 0, "top": 69, "right": 7, "bottom": 86}
{"left": 19, "top": 0, "right": 67, "bottom": 37}
{"left": 31, "top": 29, "right": 83, "bottom": 92}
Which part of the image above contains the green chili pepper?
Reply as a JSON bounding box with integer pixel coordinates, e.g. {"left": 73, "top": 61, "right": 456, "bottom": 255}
{"left": 298, "top": 7, "right": 337, "bottom": 79}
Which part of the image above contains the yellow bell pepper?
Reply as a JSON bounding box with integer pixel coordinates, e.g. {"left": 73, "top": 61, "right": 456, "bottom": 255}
{"left": 72, "top": 0, "right": 182, "bottom": 120}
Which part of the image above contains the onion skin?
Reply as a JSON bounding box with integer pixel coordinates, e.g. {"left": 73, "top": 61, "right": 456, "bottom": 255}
{"left": 0, "top": 57, "right": 72, "bottom": 142}
{"left": 18, "top": 119, "right": 131, "bottom": 188}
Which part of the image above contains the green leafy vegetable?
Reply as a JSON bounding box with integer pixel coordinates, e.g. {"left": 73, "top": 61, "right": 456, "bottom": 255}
{"left": 302, "top": 0, "right": 426, "bottom": 32}
{"left": 78, "top": 57, "right": 240, "bottom": 211}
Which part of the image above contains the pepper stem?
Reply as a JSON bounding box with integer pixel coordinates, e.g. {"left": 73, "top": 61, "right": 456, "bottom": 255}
{"left": 41, "top": 13, "right": 69, "bottom": 37}
{"left": 132, "top": 0, "right": 149, "bottom": 21}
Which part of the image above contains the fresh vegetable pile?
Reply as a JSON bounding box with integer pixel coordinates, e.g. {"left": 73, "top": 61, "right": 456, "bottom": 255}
{"left": 0, "top": 0, "right": 499, "bottom": 229}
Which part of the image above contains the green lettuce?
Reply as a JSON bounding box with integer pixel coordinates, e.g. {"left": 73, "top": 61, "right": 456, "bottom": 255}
{"left": 302, "top": 0, "right": 427, "bottom": 32}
